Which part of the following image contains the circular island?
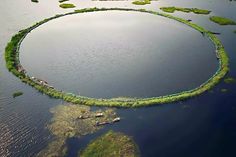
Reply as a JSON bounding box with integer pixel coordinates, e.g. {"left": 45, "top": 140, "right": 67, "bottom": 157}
{"left": 5, "top": 8, "right": 229, "bottom": 107}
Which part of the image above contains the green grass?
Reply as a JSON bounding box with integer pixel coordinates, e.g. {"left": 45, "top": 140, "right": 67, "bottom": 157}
{"left": 132, "top": 0, "right": 150, "bottom": 5}
{"left": 224, "top": 77, "right": 236, "bottom": 84}
{"left": 31, "top": 0, "right": 39, "bottom": 3}
{"left": 80, "top": 130, "right": 139, "bottom": 157}
{"left": 4, "top": 7, "right": 229, "bottom": 107}
{"left": 59, "top": 3, "right": 75, "bottom": 9}
{"left": 13, "top": 91, "right": 23, "bottom": 98}
{"left": 59, "top": 0, "right": 69, "bottom": 3}
{"left": 160, "top": 7, "right": 211, "bottom": 15}
{"left": 210, "top": 16, "right": 236, "bottom": 25}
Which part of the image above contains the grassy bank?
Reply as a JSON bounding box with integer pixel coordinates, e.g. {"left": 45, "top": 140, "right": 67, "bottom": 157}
{"left": 160, "top": 7, "right": 211, "bottom": 15}
{"left": 80, "top": 130, "right": 139, "bottom": 157}
{"left": 5, "top": 7, "right": 229, "bottom": 107}
{"left": 210, "top": 16, "right": 236, "bottom": 25}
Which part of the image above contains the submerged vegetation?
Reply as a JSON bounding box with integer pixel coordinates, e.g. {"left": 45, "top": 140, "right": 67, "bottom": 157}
{"left": 132, "top": 0, "right": 150, "bottom": 5}
{"left": 5, "top": 7, "right": 229, "bottom": 107}
{"left": 224, "top": 77, "right": 236, "bottom": 84}
{"left": 59, "top": 3, "right": 75, "bottom": 9}
{"left": 210, "top": 16, "right": 236, "bottom": 25}
{"left": 221, "top": 89, "right": 228, "bottom": 93}
{"left": 37, "top": 104, "right": 118, "bottom": 157}
{"left": 160, "top": 7, "right": 211, "bottom": 15}
{"left": 80, "top": 130, "right": 139, "bottom": 157}
{"left": 12, "top": 91, "right": 23, "bottom": 98}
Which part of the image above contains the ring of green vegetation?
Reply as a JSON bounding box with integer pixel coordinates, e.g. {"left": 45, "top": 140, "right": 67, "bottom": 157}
{"left": 5, "top": 7, "right": 229, "bottom": 107}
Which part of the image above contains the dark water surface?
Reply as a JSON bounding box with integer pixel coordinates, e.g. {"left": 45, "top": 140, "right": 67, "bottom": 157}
{"left": 0, "top": 0, "right": 236, "bottom": 157}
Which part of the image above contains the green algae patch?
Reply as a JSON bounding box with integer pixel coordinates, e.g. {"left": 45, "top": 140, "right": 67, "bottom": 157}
{"left": 4, "top": 7, "right": 230, "bottom": 107}
{"left": 59, "top": 3, "right": 75, "bottom": 9}
{"left": 80, "top": 130, "right": 139, "bottom": 157}
{"left": 132, "top": 0, "right": 150, "bottom": 5}
{"left": 160, "top": 7, "right": 211, "bottom": 15}
{"left": 224, "top": 77, "right": 236, "bottom": 84}
{"left": 210, "top": 16, "right": 236, "bottom": 25}
{"left": 37, "top": 104, "right": 118, "bottom": 157}
{"left": 12, "top": 91, "right": 23, "bottom": 98}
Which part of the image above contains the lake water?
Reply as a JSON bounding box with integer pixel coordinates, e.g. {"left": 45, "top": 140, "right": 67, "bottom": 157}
{"left": 20, "top": 11, "right": 217, "bottom": 98}
{"left": 0, "top": 0, "right": 236, "bottom": 157}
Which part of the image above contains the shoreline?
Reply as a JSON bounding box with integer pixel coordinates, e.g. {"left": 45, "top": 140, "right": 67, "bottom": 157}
{"left": 5, "top": 7, "right": 229, "bottom": 107}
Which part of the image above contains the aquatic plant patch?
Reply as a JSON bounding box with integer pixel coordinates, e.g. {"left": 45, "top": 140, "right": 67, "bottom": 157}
{"left": 59, "top": 3, "right": 75, "bottom": 9}
{"left": 59, "top": 0, "right": 69, "bottom": 3}
{"left": 31, "top": 0, "right": 39, "bottom": 3}
{"left": 12, "top": 91, "right": 23, "bottom": 98}
{"left": 224, "top": 77, "right": 236, "bottom": 84}
{"left": 5, "top": 7, "right": 229, "bottom": 107}
{"left": 160, "top": 7, "right": 211, "bottom": 15}
{"left": 80, "top": 130, "right": 139, "bottom": 157}
{"left": 132, "top": 0, "right": 150, "bottom": 5}
{"left": 210, "top": 16, "right": 236, "bottom": 25}
{"left": 37, "top": 104, "right": 118, "bottom": 157}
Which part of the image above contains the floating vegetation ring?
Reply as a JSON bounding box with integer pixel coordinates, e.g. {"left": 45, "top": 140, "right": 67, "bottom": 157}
{"left": 5, "top": 8, "right": 229, "bottom": 107}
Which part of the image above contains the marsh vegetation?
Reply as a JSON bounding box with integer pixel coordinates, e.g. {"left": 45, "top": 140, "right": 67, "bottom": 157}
{"left": 59, "top": 0, "right": 69, "bottom": 3}
{"left": 59, "top": 3, "right": 75, "bottom": 9}
{"left": 160, "top": 7, "right": 211, "bottom": 15}
{"left": 12, "top": 91, "right": 23, "bottom": 98}
{"left": 31, "top": 0, "right": 39, "bottom": 3}
{"left": 210, "top": 16, "right": 236, "bottom": 25}
{"left": 132, "top": 0, "right": 150, "bottom": 5}
{"left": 224, "top": 77, "right": 236, "bottom": 84}
{"left": 37, "top": 104, "right": 118, "bottom": 157}
{"left": 80, "top": 130, "right": 139, "bottom": 157}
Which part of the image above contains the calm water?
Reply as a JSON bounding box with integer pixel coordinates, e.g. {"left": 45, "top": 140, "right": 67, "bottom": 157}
{"left": 20, "top": 11, "right": 217, "bottom": 98}
{"left": 0, "top": 0, "right": 236, "bottom": 157}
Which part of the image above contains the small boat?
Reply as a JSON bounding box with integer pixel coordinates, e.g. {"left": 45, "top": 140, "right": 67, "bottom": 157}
{"left": 112, "top": 117, "right": 120, "bottom": 123}
{"left": 95, "top": 113, "right": 104, "bottom": 117}
{"left": 96, "top": 121, "right": 109, "bottom": 126}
